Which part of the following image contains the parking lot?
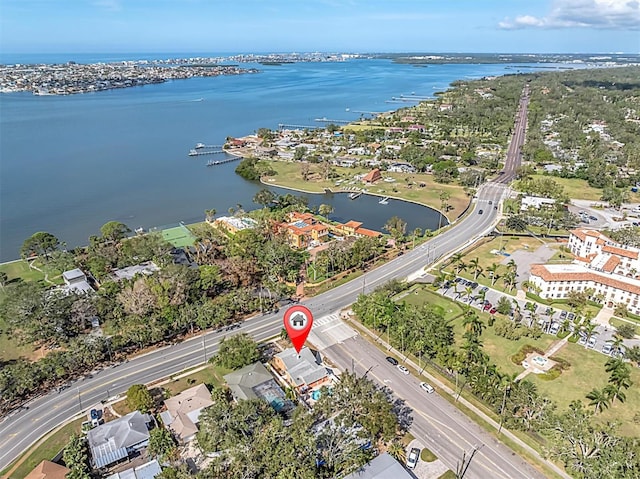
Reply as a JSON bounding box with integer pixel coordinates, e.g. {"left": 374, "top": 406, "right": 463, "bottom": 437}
{"left": 435, "top": 278, "right": 639, "bottom": 358}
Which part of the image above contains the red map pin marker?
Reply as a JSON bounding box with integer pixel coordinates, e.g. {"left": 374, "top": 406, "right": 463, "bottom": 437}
{"left": 283, "top": 305, "right": 314, "bottom": 353}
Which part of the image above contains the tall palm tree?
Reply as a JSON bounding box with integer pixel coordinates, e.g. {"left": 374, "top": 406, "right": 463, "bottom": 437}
{"left": 498, "top": 372, "right": 519, "bottom": 434}
{"left": 462, "top": 310, "right": 485, "bottom": 338}
{"left": 451, "top": 252, "right": 464, "bottom": 274}
{"left": 487, "top": 263, "right": 500, "bottom": 286}
{"left": 586, "top": 388, "right": 610, "bottom": 413}
{"left": 468, "top": 257, "right": 483, "bottom": 280}
{"left": 607, "top": 335, "right": 626, "bottom": 356}
{"left": 464, "top": 286, "right": 474, "bottom": 303}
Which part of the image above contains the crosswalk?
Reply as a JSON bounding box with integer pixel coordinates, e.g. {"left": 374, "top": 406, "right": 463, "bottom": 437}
{"left": 308, "top": 312, "right": 357, "bottom": 351}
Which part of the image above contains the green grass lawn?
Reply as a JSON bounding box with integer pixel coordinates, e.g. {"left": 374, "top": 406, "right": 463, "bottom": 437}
{"left": 2, "top": 418, "right": 84, "bottom": 479}
{"left": 0, "top": 260, "right": 47, "bottom": 283}
{"left": 527, "top": 175, "right": 640, "bottom": 203}
{"left": 528, "top": 342, "right": 640, "bottom": 437}
{"left": 262, "top": 160, "right": 471, "bottom": 222}
{"left": 609, "top": 316, "right": 640, "bottom": 329}
{"left": 164, "top": 364, "right": 231, "bottom": 397}
{"left": 401, "top": 286, "right": 465, "bottom": 321}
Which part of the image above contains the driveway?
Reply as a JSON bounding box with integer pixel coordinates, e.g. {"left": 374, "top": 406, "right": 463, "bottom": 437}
{"left": 407, "top": 439, "right": 451, "bottom": 479}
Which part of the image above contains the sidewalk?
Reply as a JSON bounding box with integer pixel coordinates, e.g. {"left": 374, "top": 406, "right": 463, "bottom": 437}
{"left": 358, "top": 324, "right": 571, "bottom": 479}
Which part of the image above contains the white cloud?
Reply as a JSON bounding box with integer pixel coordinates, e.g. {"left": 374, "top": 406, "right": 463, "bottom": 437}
{"left": 499, "top": 0, "right": 640, "bottom": 30}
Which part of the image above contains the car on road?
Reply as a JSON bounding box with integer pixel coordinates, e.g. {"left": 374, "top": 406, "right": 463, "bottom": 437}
{"left": 386, "top": 356, "right": 398, "bottom": 366}
{"left": 420, "top": 382, "right": 435, "bottom": 393}
{"left": 488, "top": 200, "right": 493, "bottom": 205}
{"left": 397, "top": 364, "right": 409, "bottom": 375}
{"left": 483, "top": 303, "right": 492, "bottom": 311}
{"left": 478, "top": 209, "right": 484, "bottom": 215}
{"left": 602, "top": 344, "right": 613, "bottom": 355}
{"left": 407, "top": 447, "right": 420, "bottom": 469}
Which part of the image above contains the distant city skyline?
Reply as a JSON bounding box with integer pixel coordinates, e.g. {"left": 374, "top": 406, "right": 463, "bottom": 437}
{"left": 1, "top": 0, "right": 638, "bottom": 54}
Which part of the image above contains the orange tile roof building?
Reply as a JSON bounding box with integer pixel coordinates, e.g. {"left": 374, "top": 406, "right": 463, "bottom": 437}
{"left": 24, "top": 461, "right": 69, "bottom": 479}
{"left": 278, "top": 212, "right": 329, "bottom": 249}
{"left": 529, "top": 228, "right": 640, "bottom": 314}
{"left": 362, "top": 168, "right": 382, "bottom": 184}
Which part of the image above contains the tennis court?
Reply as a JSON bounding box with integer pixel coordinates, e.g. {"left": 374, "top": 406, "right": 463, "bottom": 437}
{"left": 157, "top": 223, "right": 197, "bottom": 248}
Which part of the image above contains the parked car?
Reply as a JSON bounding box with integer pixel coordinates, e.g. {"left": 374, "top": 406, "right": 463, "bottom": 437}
{"left": 386, "top": 356, "right": 398, "bottom": 366}
{"left": 483, "top": 303, "right": 492, "bottom": 311}
{"left": 587, "top": 337, "right": 597, "bottom": 349}
{"left": 589, "top": 215, "right": 598, "bottom": 221}
{"left": 455, "top": 277, "right": 463, "bottom": 283}
{"left": 407, "top": 447, "right": 420, "bottom": 469}
{"left": 559, "top": 310, "right": 567, "bottom": 319}
{"left": 397, "top": 364, "right": 409, "bottom": 375}
{"left": 470, "top": 282, "right": 478, "bottom": 289}
{"left": 602, "top": 344, "right": 613, "bottom": 355}
{"left": 480, "top": 286, "right": 489, "bottom": 293}
{"left": 489, "top": 308, "right": 497, "bottom": 315}
{"left": 578, "top": 335, "right": 587, "bottom": 345}
{"left": 420, "top": 382, "right": 435, "bottom": 393}
{"left": 549, "top": 323, "right": 560, "bottom": 335}
{"left": 567, "top": 312, "right": 575, "bottom": 321}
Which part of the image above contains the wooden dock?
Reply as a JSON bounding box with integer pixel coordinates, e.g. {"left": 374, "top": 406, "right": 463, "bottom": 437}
{"left": 189, "top": 149, "right": 226, "bottom": 157}
{"left": 206, "top": 156, "right": 241, "bottom": 166}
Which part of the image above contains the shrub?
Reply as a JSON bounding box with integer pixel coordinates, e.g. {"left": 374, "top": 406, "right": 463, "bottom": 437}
{"left": 511, "top": 344, "right": 545, "bottom": 365}
{"left": 617, "top": 323, "right": 636, "bottom": 339}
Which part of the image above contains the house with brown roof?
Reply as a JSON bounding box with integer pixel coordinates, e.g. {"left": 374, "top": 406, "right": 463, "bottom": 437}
{"left": 362, "top": 168, "right": 382, "bottom": 185}
{"left": 272, "top": 347, "right": 331, "bottom": 393}
{"left": 24, "top": 461, "right": 69, "bottom": 479}
{"left": 160, "top": 384, "right": 213, "bottom": 444}
{"left": 332, "top": 220, "right": 381, "bottom": 239}
{"left": 277, "top": 212, "right": 329, "bottom": 249}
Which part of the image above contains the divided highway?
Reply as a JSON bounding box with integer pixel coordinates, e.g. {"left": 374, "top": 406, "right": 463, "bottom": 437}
{"left": 0, "top": 87, "right": 536, "bottom": 478}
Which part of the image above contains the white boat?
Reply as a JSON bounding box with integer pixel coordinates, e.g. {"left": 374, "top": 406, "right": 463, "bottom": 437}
{"left": 379, "top": 197, "right": 389, "bottom": 205}
{"left": 188, "top": 149, "right": 198, "bottom": 156}
{"left": 195, "top": 143, "right": 206, "bottom": 149}
{"left": 348, "top": 192, "right": 362, "bottom": 200}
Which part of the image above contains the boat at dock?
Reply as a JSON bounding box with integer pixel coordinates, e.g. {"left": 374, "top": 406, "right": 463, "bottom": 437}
{"left": 348, "top": 192, "right": 362, "bottom": 200}
{"left": 206, "top": 160, "right": 220, "bottom": 166}
{"left": 195, "top": 143, "right": 206, "bottom": 149}
{"left": 379, "top": 197, "right": 389, "bottom": 205}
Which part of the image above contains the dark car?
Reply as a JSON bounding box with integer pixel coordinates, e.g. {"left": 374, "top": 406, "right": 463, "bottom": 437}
{"left": 90, "top": 409, "right": 100, "bottom": 420}
{"left": 478, "top": 209, "right": 484, "bottom": 215}
{"left": 386, "top": 356, "right": 398, "bottom": 366}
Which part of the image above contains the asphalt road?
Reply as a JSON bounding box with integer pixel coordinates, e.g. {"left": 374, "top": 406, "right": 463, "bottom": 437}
{"left": 326, "top": 337, "right": 545, "bottom": 479}
{"left": 0, "top": 87, "right": 531, "bottom": 473}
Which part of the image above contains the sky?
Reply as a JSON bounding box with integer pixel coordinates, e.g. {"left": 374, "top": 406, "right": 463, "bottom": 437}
{"left": 1, "top": 0, "right": 638, "bottom": 54}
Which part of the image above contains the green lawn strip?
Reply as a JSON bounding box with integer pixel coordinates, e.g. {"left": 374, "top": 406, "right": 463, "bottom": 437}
{"left": 400, "top": 286, "right": 464, "bottom": 321}
{"left": 401, "top": 432, "right": 416, "bottom": 446}
{"left": 2, "top": 417, "right": 85, "bottom": 479}
{"left": 609, "top": 316, "right": 640, "bottom": 328}
{"left": 262, "top": 160, "right": 470, "bottom": 221}
{"left": 527, "top": 342, "right": 640, "bottom": 438}
{"left": 420, "top": 448, "right": 438, "bottom": 462}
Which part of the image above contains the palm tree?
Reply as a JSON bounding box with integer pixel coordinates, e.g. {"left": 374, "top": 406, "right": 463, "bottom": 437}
{"left": 586, "top": 388, "right": 610, "bottom": 413}
{"left": 582, "top": 321, "right": 597, "bottom": 349}
{"left": 498, "top": 372, "right": 519, "bottom": 434}
{"left": 451, "top": 252, "right": 464, "bottom": 274}
{"left": 204, "top": 208, "right": 217, "bottom": 223}
{"left": 387, "top": 440, "right": 406, "bottom": 463}
{"left": 464, "top": 286, "right": 474, "bottom": 303}
{"left": 468, "top": 257, "right": 483, "bottom": 280}
{"left": 487, "top": 263, "right": 500, "bottom": 286}
{"left": 604, "top": 384, "right": 627, "bottom": 405}
{"left": 607, "top": 335, "right": 625, "bottom": 356}
{"left": 462, "top": 310, "right": 485, "bottom": 338}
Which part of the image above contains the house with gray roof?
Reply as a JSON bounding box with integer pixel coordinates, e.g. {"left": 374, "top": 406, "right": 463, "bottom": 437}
{"left": 105, "top": 459, "right": 161, "bottom": 479}
{"left": 112, "top": 262, "right": 160, "bottom": 281}
{"left": 87, "top": 411, "right": 152, "bottom": 469}
{"left": 62, "top": 268, "right": 94, "bottom": 295}
{"left": 272, "top": 347, "right": 330, "bottom": 393}
{"left": 341, "top": 453, "right": 412, "bottom": 479}
{"left": 224, "top": 362, "right": 290, "bottom": 412}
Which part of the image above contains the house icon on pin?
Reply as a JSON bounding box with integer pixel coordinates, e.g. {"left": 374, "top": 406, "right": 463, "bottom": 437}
{"left": 291, "top": 313, "right": 306, "bottom": 327}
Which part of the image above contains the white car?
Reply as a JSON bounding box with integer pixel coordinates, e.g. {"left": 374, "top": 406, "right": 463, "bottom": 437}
{"left": 420, "top": 382, "right": 435, "bottom": 393}
{"left": 397, "top": 364, "right": 409, "bottom": 375}
{"left": 602, "top": 344, "right": 613, "bottom": 355}
{"left": 406, "top": 447, "right": 420, "bottom": 469}
{"left": 549, "top": 323, "right": 560, "bottom": 335}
